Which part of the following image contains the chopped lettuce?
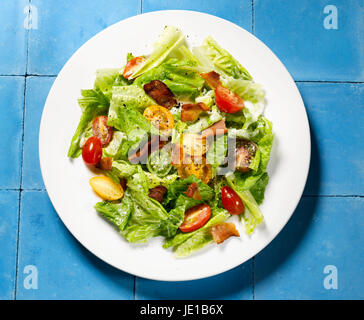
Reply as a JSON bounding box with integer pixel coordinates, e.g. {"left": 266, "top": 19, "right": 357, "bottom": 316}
{"left": 186, "top": 105, "right": 222, "bottom": 133}
{"left": 68, "top": 89, "right": 109, "bottom": 158}
{"left": 249, "top": 172, "right": 269, "bottom": 205}
{"left": 107, "top": 104, "right": 151, "bottom": 155}
{"left": 206, "top": 134, "right": 228, "bottom": 175}
{"left": 103, "top": 131, "right": 125, "bottom": 158}
{"left": 226, "top": 78, "right": 265, "bottom": 104}
{"left": 234, "top": 116, "right": 274, "bottom": 191}
{"left": 131, "top": 26, "right": 185, "bottom": 78}
{"left": 94, "top": 192, "right": 133, "bottom": 231}
{"left": 108, "top": 85, "right": 155, "bottom": 123}
{"left": 193, "top": 36, "right": 252, "bottom": 80}
{"left": 163, "top": 208, "right": 229, "bottom": 249}
{"left": 226, "top": 176, "right": 264, "bottom": 235}
{"left": 164, "top": 175, "right": 214, "bottom": 205}
{"left": 134, "top": 58, "right": 205, "bottom": 100}
{"left": 174, "top": 230, "right": 213, "bottom": 258}
{"left": 94, "top": 68, "right": 123, "bottom": 98}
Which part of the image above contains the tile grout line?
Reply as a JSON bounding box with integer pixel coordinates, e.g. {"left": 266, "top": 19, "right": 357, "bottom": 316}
{"left": 252, "top": 0, "right": 255, "bottom": 34}
{"left": 14, "top": 0, "right": 31, "bottom": 300}
{"left": 134, "top": 276, "right": 136, "bottom": 300}
{"left": 252, "top": 257, "right": 255, "bottom": 300}
{"left": 295, "top": 80, "right": 364, "bottom": 84}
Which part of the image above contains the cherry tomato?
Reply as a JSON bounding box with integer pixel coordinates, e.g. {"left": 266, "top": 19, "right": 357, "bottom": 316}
{"left": 92, "top": 116, "right": 113, "bottom": 146}
{"left": 143, "top": 105, "right": 175, "bottom": 134}
{"left": 82, "top": 136, "right": 102, "bottom": 165}
{"left": 122, "top": 56, "right": 146, "bottom": 79}
{"left": 221, "top": 186, "right": 245, "bottom": 215}
{"left": 179, "top": 204, "right": 211, "bottom": 233}
{"left": 215, "top": 84, "right": 245, "bottom": 113}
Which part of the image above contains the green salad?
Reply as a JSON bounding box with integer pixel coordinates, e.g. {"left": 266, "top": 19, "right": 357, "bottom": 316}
{"left": 68, "top": 26, "right": 274, "bottom": 258}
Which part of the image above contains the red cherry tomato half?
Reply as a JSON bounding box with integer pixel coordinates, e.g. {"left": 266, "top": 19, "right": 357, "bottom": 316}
{"left": 215, "top": 84, "right": 245, "bottom": 113}
{"left": 122, "top": 56, "right": 146, "bottom": 79}
{"left": 179, "top": 204, "right": 211, "bottom": 233}
{"left": 82, "top": 136, "right": 102, "bottom": 166}
{"left": 221, "top": 186, "right": 245, "bottom": 215}
{"left": 92, "top": 116, "right": 113, "bottom": 146}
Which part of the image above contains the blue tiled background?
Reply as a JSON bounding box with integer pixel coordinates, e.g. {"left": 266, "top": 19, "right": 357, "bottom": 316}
{"left": 0, "top": 0, "right": 363, "bottom": 300}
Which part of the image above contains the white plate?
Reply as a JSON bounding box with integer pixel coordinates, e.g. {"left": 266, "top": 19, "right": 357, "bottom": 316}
{"left": 39, "top": 10, "right": 310, "bottom": 281}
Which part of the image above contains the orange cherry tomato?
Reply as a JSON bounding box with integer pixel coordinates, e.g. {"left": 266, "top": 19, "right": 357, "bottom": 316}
{"left": 215, "top": 84, "right": 245, "bottom": 113}
{"left": 179, "top": 204, "right": 211, "bottom": 233}
{"left": 92, "top": 116, "right": 113, "bottom": 146}
{"left": 123, "top": 56, "right": 146, "bottom": 79}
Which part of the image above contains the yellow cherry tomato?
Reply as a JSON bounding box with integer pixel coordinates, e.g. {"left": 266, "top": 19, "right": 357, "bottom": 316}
{"left": 143, "top": 105, "right": 174, "bottom": 133}
{"left": 89, "top": 176, "right": 124, "bottom": 200}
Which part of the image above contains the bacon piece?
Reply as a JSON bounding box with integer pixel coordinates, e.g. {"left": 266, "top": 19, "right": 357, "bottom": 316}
{"left": 235, "top": 139, "right": 258, "bottom": 173}
{"left": 97, "top": 157, "right": 113, "bottom": 171}
{"left": 201, "top": 119, "right": 228, "bottom": 138}
{"left": 143, "top": 80, "right": 177, "bottom": 109}
{"left": 120, "top": 178, "right": 127, "bottom": 191}
{"left": 211, "top": 222, "right": 240, "bottom": 244}
{"left": 200, "top": 71, "right": 221, "bottom": 90}
{"left": 185, "top": 182, "right": 202, "bottom": 200}
{"left": 181, "top": 102, "right": 210, "bottom": 122}
{"left": 148, "top": 185, "right": 168, "bottom": 203}
{"left": 128, "top": 135, "right": 166, "bottom": 164}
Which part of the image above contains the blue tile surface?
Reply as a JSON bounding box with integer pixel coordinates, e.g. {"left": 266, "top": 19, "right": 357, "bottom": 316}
{"left": 255, "top": 0, "right": 364, "bottom": 81}
{"left": 142, "top": 0, "right": 252, "bottom": 32}
{"left": 0, "top": 0, "right": 28, "bottom": 75}
{"left": 28, "top": 0, "right": 141, "bottom": 75}
{"left": 0, "top": 191, "right": 19, "bottom": 300}
{"left": 254, "top": 197, "right": 364, "bottom": 300}
{"left": 16, "top": 191, "right": 134, "bottom": 299}
{"left": 136, "top": 262, "right": 253, "bottom": 300}
{"left": 0, "top": 77, "right": 24, "bottom": 189}
{"left": 299, "top": 83, "right": 364, "bottom": 196}
{"left": 0, "top": 0, "right": 362, "bottom": 300}
{"left": 22, "top": 76, "right": 55, "bottom": 189}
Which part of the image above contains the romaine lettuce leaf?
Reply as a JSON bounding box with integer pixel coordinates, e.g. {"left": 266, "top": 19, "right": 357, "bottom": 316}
{"left": 226, "top": 78, "right": 265, "bottom": 104}
{"left": 68, "top": 89, "right": 109, "bottom": 158}
{"left": 94, "top": 68, "right": 123, "bottom": 98}
{"left": 234, "top": 116, "right": 273, "bottom": 191}
{"left": 193, "top": 36, "right": 252, "bottom": 80}
{"left": 164, "top": 175, "right": 214, "bottom": 205}
{"left": 163, "top": 208, "right": 229, "bottom": 249}
{"left": 131, "top": 26, "right": 185, "bottom": 78}
{"left": 134, "top": 58, "right": 205, "bottom": 100}
{"left": 94, "top": 192, "right": 133, "bottom": 231}
{"left": 226, "top": 177, "right": 264, "bottom": 235}
{"left": 174, "top": 229, "right": 213, "bottom": 258}
{"left": 249, "top": 172, "right": 269, "bottom": 205}
{"left": 107, "top": 103, "right": 151, "bottom": 155}
{"left": 206, "top": 134, "right": 228, "bottom": 175}
{"left": 186, "top": 105, "right": 222, "bottom": 133}
{"left": 108, "top": 85, "right": 155, "bottom": 123}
